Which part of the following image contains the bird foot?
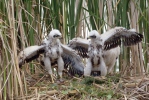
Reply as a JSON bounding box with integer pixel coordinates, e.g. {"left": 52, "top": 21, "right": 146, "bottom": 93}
{"left": 56, "top": 79, "right": 64, "bottom": 84}
{"left": 49, "top": 74, "right": 56, "bottom": 83}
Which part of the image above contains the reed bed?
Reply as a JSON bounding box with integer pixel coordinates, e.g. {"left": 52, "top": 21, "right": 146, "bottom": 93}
{"left": 0, "top": 0, "right": 149, "bottom": 99}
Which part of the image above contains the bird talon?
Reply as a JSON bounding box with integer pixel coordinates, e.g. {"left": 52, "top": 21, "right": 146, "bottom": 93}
{"left": 50, "top": 74, "right": 55, "bottom": 83}
{"left": 59, "top": 78, "right": 64, "bottom": 82}
{"left": 56, "top": 79, "right": 64, "bottom": 84}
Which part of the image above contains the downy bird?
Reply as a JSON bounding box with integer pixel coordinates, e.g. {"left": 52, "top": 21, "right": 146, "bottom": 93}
{"left": 18, "top": 29, "right": 84, "bottom": 82}
{"left": 68, "top": 27, "right": 143, "bottom": 76}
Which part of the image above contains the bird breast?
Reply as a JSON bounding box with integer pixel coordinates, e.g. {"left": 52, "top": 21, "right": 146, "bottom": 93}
{"left": 88, "top": 44, "right": 102, "bottom": 57}
{"left": 46, "top": 45, "right": 63, "bottom": 60}
{"left": 88, "top": 46, "right": 102, "bottom": 66}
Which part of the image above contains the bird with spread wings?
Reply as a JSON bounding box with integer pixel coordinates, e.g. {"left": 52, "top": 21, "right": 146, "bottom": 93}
{"left": 68, "top": 27, "right": 143, "bottom": 76}
{"left": 18, "top": 29, "right": 84, "bottom": 83}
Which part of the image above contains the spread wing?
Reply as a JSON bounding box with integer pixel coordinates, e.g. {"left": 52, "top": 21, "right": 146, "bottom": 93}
{"left": 68, "top": 38, "right": 105, "bottom": 76}
{"left": 18, "top": 45, "right": 45, "bottom": 67}
{"left": 101, "top": 27, "right": 143, "bottom": 50}
{"left": 61, "top": 44, "right": 85, "bottom": 76}
{"left": 68, "top": 37, "right": 89, "bottom": 58}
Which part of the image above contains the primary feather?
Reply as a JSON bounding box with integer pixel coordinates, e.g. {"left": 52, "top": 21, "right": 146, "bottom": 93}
{"left": 18, "top": 45, "right": 45, "bottom": 66}
{"left": 101, "top": 27, "right": 143, "bottom": 50}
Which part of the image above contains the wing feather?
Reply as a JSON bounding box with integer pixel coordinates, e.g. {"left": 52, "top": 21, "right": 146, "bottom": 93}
{"left": 61, "top": 44, "right": 84, "bottom": 76}
{"left": 68, "top": 37, "right": 89, "bottom": 58}
{"left": 101, "top": 27, "right": 143, "bottom": 50}
{"left": 18, "top": 45, "right": 45, "bottom": 67}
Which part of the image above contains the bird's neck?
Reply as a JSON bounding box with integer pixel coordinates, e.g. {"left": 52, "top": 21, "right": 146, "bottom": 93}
{"left": 48, "top": 38, "right": 59, "bottom": 46}
{"left": 90, "top": 40, "right": 102, "bottom": 49}
{"left": 90, "top": 39, "right": 94, "bottom": 42}
{"left": 91, "top": 39, "right": 98, "bottom": 45}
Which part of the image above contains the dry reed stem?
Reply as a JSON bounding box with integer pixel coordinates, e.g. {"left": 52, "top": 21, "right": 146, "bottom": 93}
{"left": 93, "top": 83, "right": 106, "bottom": 90}
{"left": 129, "top": 0, "right": 144, "bottom": 76}
{"left": 121, "top": 75, "right": 149, "bottom": 99}
{"left": 107, "top": 0, "right": 113, "bottom": 29}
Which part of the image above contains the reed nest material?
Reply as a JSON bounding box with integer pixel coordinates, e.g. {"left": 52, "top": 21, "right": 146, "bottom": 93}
{"left": 13, "top": 70, "right": 149, "bottom": 100}
{"left": 120, "top": 76, "right": 149, "bottom": 100}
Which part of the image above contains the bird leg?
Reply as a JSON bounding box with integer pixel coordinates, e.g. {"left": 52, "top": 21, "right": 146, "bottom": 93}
{"left": 84, "top": 59, "right": 92, "bottom": 76}
{"left": 44, "top": 56, "right": 54, "bottom": 83}
{"left": 50, "top": 74, "right": 55, "bottom": 83}
{"left": 57, "top": 56, "right": 64, "bottom": 82}
{"left": 99, "top": 60, "right": 107, "bottom": 76}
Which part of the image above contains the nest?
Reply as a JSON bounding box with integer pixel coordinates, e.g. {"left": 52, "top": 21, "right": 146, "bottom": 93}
{"left": 119, "top": 76, "right": 149, "bottom": 100}
{"left": 13, "top": 68, "right": 149, "bottom": 100}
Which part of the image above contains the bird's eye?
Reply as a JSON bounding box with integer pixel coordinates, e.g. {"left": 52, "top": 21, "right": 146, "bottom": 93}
{"left": 90, "top": 35, "right": 96, "bottom": 38}
{"left": 53, "top": 34, "right": 59, "bottom": 37}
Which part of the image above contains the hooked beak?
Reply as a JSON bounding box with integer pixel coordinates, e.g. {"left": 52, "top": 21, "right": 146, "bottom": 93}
{"left": 87, "top": 35, "right": 96, "bottom": 39}
{"left": 53, "top": 34, "right": 62, "bottom": 38}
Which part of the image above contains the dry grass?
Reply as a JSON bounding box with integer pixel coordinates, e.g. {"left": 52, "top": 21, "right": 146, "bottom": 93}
{"left": 11, "top": 65, "right": 149, "bottom": 100}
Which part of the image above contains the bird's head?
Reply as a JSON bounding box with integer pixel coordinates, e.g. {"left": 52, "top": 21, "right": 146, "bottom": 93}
{"left": 48, "top": 29, "right": 62, "bottom": 39}
{"left": 87, "top": 30, "right": 100, "bottom": 40}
